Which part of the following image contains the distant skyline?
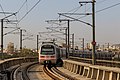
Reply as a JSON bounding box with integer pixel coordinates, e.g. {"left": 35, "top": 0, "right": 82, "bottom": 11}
{"left": 0, "top": 0, "right": 120, "bottom": 49}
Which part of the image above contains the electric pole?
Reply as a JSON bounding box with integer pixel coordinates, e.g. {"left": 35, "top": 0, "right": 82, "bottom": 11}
{"left": 72, "top": 33, "right": 74, "bottom": 55}
{"left": 20, "top": 29, "right": 22, "bottom": 52}
{"left": 65, "top": 28, "right": 68, "bottom": 58}
{"left": 78, "top": 0, "right": 96, "bottom": 64}
{"left": 37, "top": 35, "right": 39, "bottom": 53}
{"left": 58, "top": 1, "right": 96, "bottom": 62}
{"left": 92, "top": 0, "right": 96, "bottom": 65}
{"left": 46, "top": 19, "right": 70, "bottom": 58}
{"left": 72, "top": 33, "right": 74, "bottom": 49}
{"left": 1, "top": 19, "right": 3, "bottom": 60}
{"left": 1, "top": 12, "right": 17, "bottom": 60}
{"left": 67, "top": 20, "right": 70, "bottom": 58}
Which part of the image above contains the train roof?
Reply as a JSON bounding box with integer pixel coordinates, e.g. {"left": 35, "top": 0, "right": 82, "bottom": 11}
{"left": 42, "top": 42, "right": 59, "bottom": 47}
{"left": 42, "top": 41, "right": 55, "bottom": 44}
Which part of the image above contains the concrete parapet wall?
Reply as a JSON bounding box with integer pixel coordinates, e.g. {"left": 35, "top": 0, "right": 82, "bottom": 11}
{"left": 63, "top": 60, "right": 120, "bottom": 80}
{"left": 0, "top": 57, "right": 37, "bottom": 71}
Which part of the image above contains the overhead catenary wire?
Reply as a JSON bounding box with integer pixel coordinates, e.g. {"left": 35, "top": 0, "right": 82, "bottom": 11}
{"left": 46, "top": 2, "right": 87, "bottom": 38}
{"left": 67, "top": 6, "right": 81, "bottom": 14}
{"left": 58, "top": 3, "right": 90, "bottom": 22}
{"left": 96, "top": 2, "right": 120, "bottom": 13}
{"left": 0, "top": 1, "right": 20, "bottom": 35}
{"left": 58, "top": 5, "right": 83, "bottom": 25}
{"left": 74, "top": 0, "right": 108, "bottom": 20}
{"left": 62, "top": 1, "right": 120, "bottom": 21}
{"left": 0, "top": 3, "right": 6, "bottom": 17}
{"left": 46, "top": 2, "right": 83, "bottom": 33}
{"left": 0, "top": 0, "right": 19, "bottom": 26}
{"left": 17, "top": 0, "right": 42, "bottom": 23}
{"left": 47, "top": 7, "right": 81, "bottom": 31}
{"left": 17, "top": 0, "right": 28, "bottom": 13}
{"left": 97, "top": 0, "right": 108, "bottom": 4}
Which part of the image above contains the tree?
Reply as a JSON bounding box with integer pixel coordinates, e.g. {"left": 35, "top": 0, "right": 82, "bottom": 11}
{"left": 20, "top": 48, "right": 38, "bottom": 57}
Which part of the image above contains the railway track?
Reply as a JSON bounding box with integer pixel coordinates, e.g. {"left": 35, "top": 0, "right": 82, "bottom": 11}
{"left": 43, "top": 65, "right": 79, "bottom": 80}
{"left": 10, "top": 65, "right": 20, "bottom": 80}
{"left": 11, "top": 62, "right": 38, "bottom": 80}
{"left": 43, "top": 65, "right": 63, "bottom": 80}
{"left": 10, "top": 62, "right": 80, "bottom": 80}
{"left": 11, "top": 62, "right": 52, "bottom": 80}
{"left": 28, "top": 64, "right": 52, "bottom": 80}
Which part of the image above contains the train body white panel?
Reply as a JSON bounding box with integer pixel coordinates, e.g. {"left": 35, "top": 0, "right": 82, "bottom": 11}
{"left": 39, "top": 55, "right": 56, "bottom": 64}
{"left": 39, "top": 42, "right": 61, "bottom": 65}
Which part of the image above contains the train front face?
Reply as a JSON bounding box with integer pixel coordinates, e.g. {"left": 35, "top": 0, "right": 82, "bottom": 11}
{"left": 39, "top": 44, "right": 56, "bottom": 65}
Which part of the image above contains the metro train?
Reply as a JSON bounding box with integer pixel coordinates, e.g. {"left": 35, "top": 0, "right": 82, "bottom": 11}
{"left": 59, "top": 48, "right": 115, "bottom": 60}
{"left": 39, "top": 42, "right": 63, "bottom": 65}
{"left": 69, "top": 50, "right": 115, "bottom": 60}
{"left": 39, "top": 41, "right": 117, "bottom": 65}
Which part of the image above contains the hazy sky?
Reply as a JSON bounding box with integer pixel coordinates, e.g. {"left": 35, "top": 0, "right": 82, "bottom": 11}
{"left": 0, "top": 0, "right": 120, "bottom": 49}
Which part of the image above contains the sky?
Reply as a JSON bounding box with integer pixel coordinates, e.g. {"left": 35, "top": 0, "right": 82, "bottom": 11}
{"left": 0, "top": 0, "right": 120, "bottom": 49}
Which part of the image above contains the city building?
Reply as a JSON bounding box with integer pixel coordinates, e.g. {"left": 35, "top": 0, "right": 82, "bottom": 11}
{"left": 7, "top": 42, "right": 14, "bottom": 54}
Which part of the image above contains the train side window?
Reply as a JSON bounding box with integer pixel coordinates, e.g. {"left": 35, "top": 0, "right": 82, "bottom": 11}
{"left": 56, "top": 48, "right": 60, "bottom": 58}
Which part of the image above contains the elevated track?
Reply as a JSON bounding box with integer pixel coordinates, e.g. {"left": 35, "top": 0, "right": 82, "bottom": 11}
{"left": 1, "top": 57, "right": 120, "bottom": 80}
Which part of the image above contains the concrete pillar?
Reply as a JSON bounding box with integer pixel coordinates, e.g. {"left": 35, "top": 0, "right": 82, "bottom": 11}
{"left": 82, "top": 66, "right": 89, "bottom": 77}
{"left": 117, "top": 73, "right": 120, "bottom": 80}
{"left": 91, "top": 68, "right": 98, "bottom": 79}
{"left": 96, "top": 69, "right": 103, "bottom": 80}
{"left": 87, "top": 68, "right": 92, "bottom": 78}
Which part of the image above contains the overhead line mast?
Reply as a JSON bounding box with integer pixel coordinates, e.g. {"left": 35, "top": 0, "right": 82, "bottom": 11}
{"left": 58, "top": 0, "right": 96, "bottom": 64}
{"left": 46, "top": 19, "right": 70, "bottom": 58}
{"left": 1, "top": 12, "right": 17, "bottom": 60}
{"left": 79, "top": 0, "right": 96, "bottom": 65}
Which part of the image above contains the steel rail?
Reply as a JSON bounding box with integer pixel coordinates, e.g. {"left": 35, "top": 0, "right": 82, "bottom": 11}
{"left": 43, "top": 65, "right": 63, "bottom": 80}
{"left": 10, "top": 66, "right": 20, "bottom": 80}
{"left": 22, "top": 62, "right": 38, "bottom": 80}
{"left": 10, "top": 62, "right": 38, "bottom": 80}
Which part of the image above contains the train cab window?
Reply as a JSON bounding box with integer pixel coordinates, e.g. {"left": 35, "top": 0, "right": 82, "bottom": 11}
{"left": 41, "top": 45, "right": 55, "bottom": 55}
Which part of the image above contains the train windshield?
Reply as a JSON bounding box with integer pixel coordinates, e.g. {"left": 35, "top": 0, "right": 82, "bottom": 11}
{"left": 41, "top": 45, "right": 55, "bottom": 55}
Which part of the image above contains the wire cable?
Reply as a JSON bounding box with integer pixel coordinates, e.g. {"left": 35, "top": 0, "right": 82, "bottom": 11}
{"left": 67, "top": 6, "right": 81, "bottom": 13}
{"left": 64, "top": 1, "right": 120, "bottom": 20}
{"left": 96, "top": 2, "right": 120, "bottom": 13}
{"left": 97, "top": 0, "right": 108, "bottom": 4}
{"left": 0, "top": 2, "right": 18, "bottom": 28}
{"left": 17, "top": 0, "right": 27, "bottom": 13}
{"left": 17, "top": 0, "right": 42, "bottom": 23}
{"left": 0, "top": 3, "right": 6, "bottom": 17}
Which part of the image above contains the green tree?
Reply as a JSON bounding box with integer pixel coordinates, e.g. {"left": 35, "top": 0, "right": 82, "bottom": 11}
{"left": 20, "top": 48, "right": 38, "bottom": 57}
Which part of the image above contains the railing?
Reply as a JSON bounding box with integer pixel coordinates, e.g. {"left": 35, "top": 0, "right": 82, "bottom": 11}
{"left": 69, "top": 56, "right": 120, "bottom": 68}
